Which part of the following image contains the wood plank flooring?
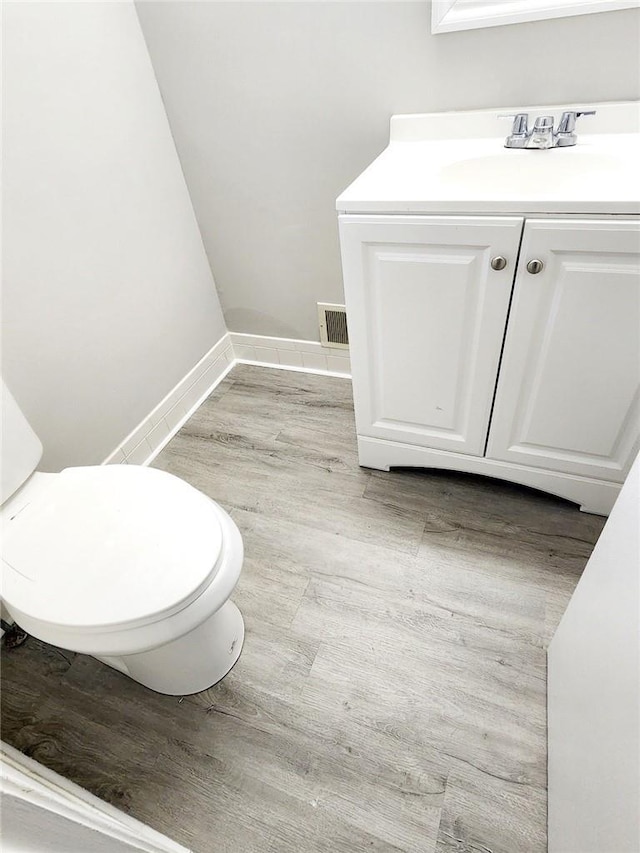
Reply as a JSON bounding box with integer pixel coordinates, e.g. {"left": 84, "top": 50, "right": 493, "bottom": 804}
{"left": 0, "top": 365, "right": 605, "bottom": 852}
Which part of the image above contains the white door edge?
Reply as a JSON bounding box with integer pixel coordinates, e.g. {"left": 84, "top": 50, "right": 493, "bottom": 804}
{"left": 1, "top": 741, "right": 192, "bottom": 853}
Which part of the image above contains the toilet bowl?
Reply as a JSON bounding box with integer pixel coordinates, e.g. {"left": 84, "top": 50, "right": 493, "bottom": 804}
{"left": 1, "top": 381, "right": 244, "bottom": 695}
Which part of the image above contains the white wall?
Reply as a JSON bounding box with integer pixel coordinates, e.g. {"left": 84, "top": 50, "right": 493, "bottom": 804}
{"left": 547, "top": 455, "right": 639, "bottom": 852}
{"left": 135, "top": 1, "right": 640, "bottom": 341}
{"left": 2, "top": 1, "right": 227, "bottom": 471}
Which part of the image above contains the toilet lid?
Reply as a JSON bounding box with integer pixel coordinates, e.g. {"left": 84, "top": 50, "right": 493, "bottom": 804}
{"left": 2, "top": 466, "right": 224, "bottom": 632}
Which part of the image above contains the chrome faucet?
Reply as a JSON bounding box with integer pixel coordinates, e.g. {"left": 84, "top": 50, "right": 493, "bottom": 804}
{"left": 499, "top": 110, "right": 596, "bottom": 149}
{"left": 526, "top": 115, "right": 555, "bottom": 149}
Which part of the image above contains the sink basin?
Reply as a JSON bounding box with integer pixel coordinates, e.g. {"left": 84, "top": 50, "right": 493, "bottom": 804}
{"left": 437, "top": 148, "right": 621, "bottom": 195}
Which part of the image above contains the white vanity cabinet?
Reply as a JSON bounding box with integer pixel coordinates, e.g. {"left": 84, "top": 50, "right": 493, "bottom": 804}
{"left": 339, "top": 214, "right": 640, "bottom": 514}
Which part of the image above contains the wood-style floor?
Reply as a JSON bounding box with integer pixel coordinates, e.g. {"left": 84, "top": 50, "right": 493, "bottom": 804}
{"left": 0, "top": 365, "right": 605, "bottom": 853}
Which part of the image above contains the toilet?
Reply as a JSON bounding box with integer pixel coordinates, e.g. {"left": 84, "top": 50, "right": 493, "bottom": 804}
{"left": 1, "top": 380, "right": 244, "bottom": 695}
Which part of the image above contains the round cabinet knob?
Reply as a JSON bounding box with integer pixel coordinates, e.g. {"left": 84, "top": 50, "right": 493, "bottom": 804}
{"left": 526, "top": 259, "right": 544, "bottom": 274}
{"left": 491, "top": 256, "right": 507, "bottom": 271}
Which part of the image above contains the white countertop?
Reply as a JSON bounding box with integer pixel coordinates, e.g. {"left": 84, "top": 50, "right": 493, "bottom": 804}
{"left": 336, "top": 102, "right": 640, "bottom": 216}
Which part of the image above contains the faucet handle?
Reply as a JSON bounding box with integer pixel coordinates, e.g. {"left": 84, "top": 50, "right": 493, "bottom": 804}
{"left": 556, "top": 110, "right": 596, "bottom": 146}
{"left": 557, "top": 110, "right": 597, "bottom": 134}
{"left": 498, "top": 113, "right": 529, "bottom": 136}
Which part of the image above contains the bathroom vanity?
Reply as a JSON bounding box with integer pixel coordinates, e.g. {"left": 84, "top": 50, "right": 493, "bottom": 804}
{"left": 337, "top": 102, "right": 640, "bottom": 515}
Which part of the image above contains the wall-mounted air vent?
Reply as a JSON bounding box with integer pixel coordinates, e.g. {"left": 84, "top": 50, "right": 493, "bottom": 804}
{"left": 318, "top": 303, "right": 349, "bottom": 349}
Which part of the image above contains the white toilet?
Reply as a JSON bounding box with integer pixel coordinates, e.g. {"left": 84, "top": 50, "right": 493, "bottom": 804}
{"left": 1, "top": 380, "right": 245, "bottom": 695}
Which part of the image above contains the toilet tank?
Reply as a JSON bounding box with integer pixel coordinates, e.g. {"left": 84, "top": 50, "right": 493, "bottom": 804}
{"left": 1, "top": 380, "right": 43, "bottom": 505}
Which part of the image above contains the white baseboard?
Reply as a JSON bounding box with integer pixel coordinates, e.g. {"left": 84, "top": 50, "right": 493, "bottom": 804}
{"left": 230, "top": 332, "right": 351, "bottom": 378}
{"left": 103, "top": 332, "right": 351, "bottom": 467}
{"left": 103, "top": 334, "right": 235, "bottom": 467}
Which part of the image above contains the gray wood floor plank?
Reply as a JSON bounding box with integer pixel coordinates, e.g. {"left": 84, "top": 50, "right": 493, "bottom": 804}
{"left": 435, "top": 765, "right": 547, "bottom": 853}
{"left": 303, "top": 621, "right": 546, "bottom": 788}
{"left": 1, "top": 643, "right": 157, "bottom": 811}
{"left": 1, "top": 364, "right": 600, "bottom": 852}
{"left": 181, "top": 660, "right": 445, "bottom": 852}
{"left": 157, "top": 436, "right": 426, "bottom": 556}
{"left": 365, "top": 468, "right": 603, "bottom": 564}
{"left": 234, "top": 551, "right": 312, "bottom": 631}
{"left": 156, "top": 430, "right": 370, "bottom": 503}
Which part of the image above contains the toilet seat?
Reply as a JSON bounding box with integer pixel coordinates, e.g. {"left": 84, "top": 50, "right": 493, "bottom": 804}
{"left": 2, "top": 465, "right": 225, "bottom": 634}
{"left": 1, "top": 377, "right": 245, "bottom": 693}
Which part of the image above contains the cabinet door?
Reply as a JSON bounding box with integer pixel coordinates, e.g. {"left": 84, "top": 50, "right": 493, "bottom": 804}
{"left": 339, "top": 215, "right": 523, "bottom": 456}
{"left": 487, "top": 219, "right": 640, "bottom": 483}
